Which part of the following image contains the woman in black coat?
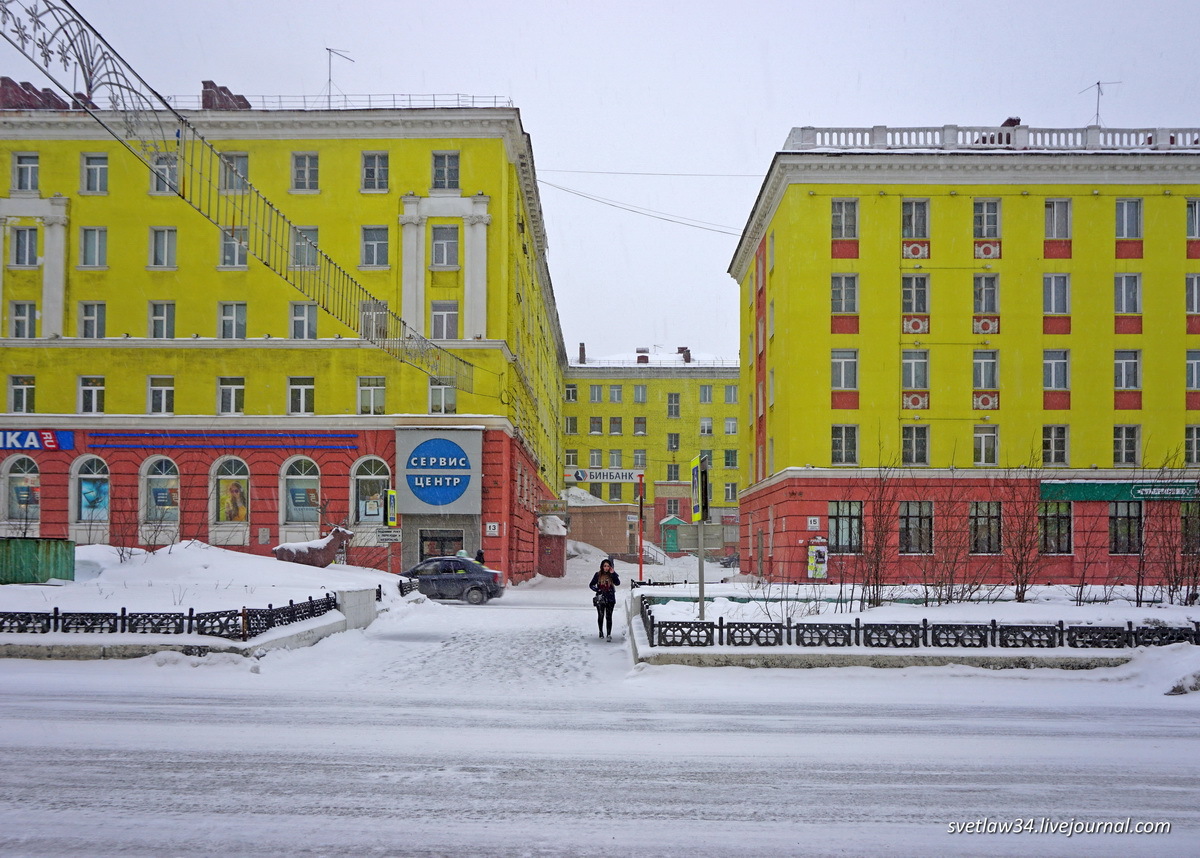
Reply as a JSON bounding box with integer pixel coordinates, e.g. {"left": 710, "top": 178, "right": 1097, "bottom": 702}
{"left": 589, "top": 558, "right": 621, "bottom": 641}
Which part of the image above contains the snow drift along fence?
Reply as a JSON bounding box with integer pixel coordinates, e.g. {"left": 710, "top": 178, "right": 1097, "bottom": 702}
{"left": 0, "top": 593, "right": 338, "bottom": 642}
{"left": 637, "top": 597, "right": 1200, "bottom": 649}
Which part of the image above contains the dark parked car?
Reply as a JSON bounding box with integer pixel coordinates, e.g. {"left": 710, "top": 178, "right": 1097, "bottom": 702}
{"left": 718, "top": 554, "right": 740, "bottom": 568}
{"left": 404, "top": 556, "right": 504, "bottom": 604}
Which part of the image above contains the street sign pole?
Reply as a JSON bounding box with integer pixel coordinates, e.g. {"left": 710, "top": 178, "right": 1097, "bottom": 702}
{"left": 691, "top": 454, "right": 710, "bottom": 621}
{"left": 637, "top": 473, "right": 645, "bottom": 582}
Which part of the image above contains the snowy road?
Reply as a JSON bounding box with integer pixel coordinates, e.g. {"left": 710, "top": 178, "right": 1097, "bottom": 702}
{"left": 1, "top": 579, "right": 1198, "bottom": 857}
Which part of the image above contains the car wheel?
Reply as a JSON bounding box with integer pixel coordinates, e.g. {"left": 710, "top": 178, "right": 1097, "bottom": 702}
{"left": 463, "top": 587, "right": 487, "bottom": 605}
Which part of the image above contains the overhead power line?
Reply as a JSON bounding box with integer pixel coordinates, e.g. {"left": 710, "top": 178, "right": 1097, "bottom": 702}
{"left": 538, "top": 180, "right": 742, "bottom": 236}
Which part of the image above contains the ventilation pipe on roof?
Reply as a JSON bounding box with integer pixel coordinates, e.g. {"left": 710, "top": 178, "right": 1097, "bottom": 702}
{"left": 578, "top": 342, "right": 586, "bottom": 364}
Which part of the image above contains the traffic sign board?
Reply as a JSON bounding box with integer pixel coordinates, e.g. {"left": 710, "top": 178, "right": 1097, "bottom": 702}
{"left": 564, "top": 468, "right": 645, "bottom": 483}
{"left": 376, "top": 528, "right": 403, "bottom": 544}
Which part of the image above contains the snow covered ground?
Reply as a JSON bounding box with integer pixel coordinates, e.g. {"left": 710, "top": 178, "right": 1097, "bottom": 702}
{"left": 1, "top": 540, "right": 1199, "bottom": 855}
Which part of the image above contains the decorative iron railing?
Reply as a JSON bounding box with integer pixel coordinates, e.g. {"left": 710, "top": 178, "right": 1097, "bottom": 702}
{"left": 638, "top": 596, "right": 1200, "bottom": 649}
{"left": 783, "top": 124, "right": 1200, "bottom": 152}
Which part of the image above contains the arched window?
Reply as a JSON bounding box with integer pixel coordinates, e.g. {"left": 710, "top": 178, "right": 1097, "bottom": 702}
{"left": 143, "top": 458, "right": 180, "bottom": 522}
{"left": 214, "top": 458, "right": 249, "bottom": 522}
{"left": 354, "top": 458, "right": 390, "bottom": 523}
{"left": 284, "top": 458, "right": 320, "bottom": 522}
{"left": 76, "top": 456, "right": 110, "bottom": 522}
{"left": 5, "top": 456, "right": 39, "bottom": 522}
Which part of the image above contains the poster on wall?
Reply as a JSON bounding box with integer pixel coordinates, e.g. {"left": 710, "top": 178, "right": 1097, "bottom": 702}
{"left": 394, "top": 429, "right": 482, "bottom": 515}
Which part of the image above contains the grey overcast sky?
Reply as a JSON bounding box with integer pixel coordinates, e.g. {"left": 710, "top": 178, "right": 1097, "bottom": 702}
{"left": 7, "top": 0, "right": 1199, "bottom": 359}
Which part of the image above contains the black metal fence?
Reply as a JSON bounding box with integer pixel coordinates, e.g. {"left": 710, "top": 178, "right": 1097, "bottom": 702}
{"left": 0, "top": 594, "right": 339, "bottom": 642}
{"left": 638, "top": 596, "right": 1200, "bottom": 649}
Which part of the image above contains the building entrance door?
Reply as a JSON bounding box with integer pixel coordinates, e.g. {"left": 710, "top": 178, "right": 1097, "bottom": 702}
{"left": 420, "top": 528, "right": 464, "bottom": 560}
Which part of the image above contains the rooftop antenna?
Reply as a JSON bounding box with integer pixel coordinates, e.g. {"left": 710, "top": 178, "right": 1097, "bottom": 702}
{"left": 1079, "top": 80, "right": 1121, "bottom": 126}
{"left": 325, "top": 48, "right": 354, "bottom": 109}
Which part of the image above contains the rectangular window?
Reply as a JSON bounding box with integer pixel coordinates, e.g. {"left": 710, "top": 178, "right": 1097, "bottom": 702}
{"left": 1043, "top": 274, "right": 1069, "bottom": 314}
{"left": 973, "top": 350, "right": 998, "bottom": 389}
{"left": 725, "top": 417, "right": 737, "bottom": 435}
{"left": 14, "top": 153, "right": 38, "bottom": 191}
{"left": 218, "top": 302, "right": 247, "bottom": 339}
{"left": 969, "top": 501, "right": 1003, "bottom": 554}
{"left": 564, "top": 416, "right": 577, "bottom": 435}
{"left": 564, "top": 384, "right": 577, "bottom": 402}
{"left": 973, "top": 199, "right": 1000, "bottom": 239}
{"left": 831, "top": 199, "right": 858, "bottom": 239}
{"left": 1189, "top": 274, "right": 1200, "bottom": 314}
{"left": 1188, "top": 351, "right": 1200, "bottom": 390}
{"left": 899, "top": 500, "right": 933, "bottom": 554}
{"left": 610, "top": 385, "right": 623, "bottom": 403}
{"left": 148, "top": 376, "right": 174, "bottom": 415}
{"left": 221, "top": 227, "right": 248, "bottom": 267}
{"left": 291, "top": 227, "right": 318, "bottom": 268}
{"left": 724, "top": 449, "right": 738, "bottom": 468}
{"left": 79, "top": 376, "right": 105, "bottom": 413}
{"left": 590, "top": 385, "right": 602, "bottom": 403}
{"left": 1183, "top": 503, "right": 1200, "bottom": 555}
{"left": 633, "top": 416, "right": 647, "bottom": 435}
{"left": 291, "top": 303, "right": 316, "bottom": 339}
{"left": 220, "top": 153, "right": 249, "bottom": 191}
{"left": 1043, "top": 425, "right": 1069, "bottom": 466}
{"left": 358, "top": 376, "right": 385, "bottom": 415}
{"left": 609, "top": 449, "right": 622, "bottom": 469}
{"left": 288, "top": 377, "right": 315, "bottom": 414}
{"left": 564, "top": 449, "right": 578, "bottom": 467}
{"left": 359, "top": 300, "right": 389, "bottom": 340}
{"left": 699, "top": 417, "right": 713, "bottom": 436}
{"left": 901, "top": 274, "right": 928, "bottom": 313}
{"left": 634, "top": 384, "right": 648, "bottom": 404}
{"left": 973, "top": 274, "right": 998, "bottom": 313}
{"left": 1189, "top": 199, "right": 1200, "bottom": 239}
{"left": 1115, "top": 274, "right": 1141, "bottom": 314}
{"left": 724, "top": 384, "right": 737, "bottom": 404}
{"left": 667, "top": 433, "right": 680, "bottom": 452}
{"left": 667, "top": 392, "right": 680, "bottom": 418}
{"left": 291, "top": 153, "right": 318, "bottom": 191}
{"left": 589, "top": 417, "right": 603, "bottom": 435}
{"left": 151, "top": 154, "right": 177, "bottom": 193}
{"left": 80, "top": 227, "right": 107, "bottom": 267}
{"left": 1039, "top": 502, "right": 1073, "bottom": 554}
{"left": 150, "top": 227, "right": 176, "bottom": 268}
{"left": 666, "top": 499, "right": 680, "bottom": 516}
{"left": 901, "top": 199, "right": 929, "bottom": 239}
{"left": 698, "top": 384, "right": 711, "bottom": 404}
{"left": 79, "top": 302, "right": 106, "bottom": 338}
{"left": 831, "top": 349, "right": 858, "bottom": 389}
{"left": 1116, "top": 198, "right": 1142, "bottom": 239}
{"left": 831, "top": 274, "right": 858, "bottom": 313}
{"left": 361, "top": 227, "right": 388, "bottom": 266}
{"left": 429, "top": 377, "right": 456, "bottom": 414}
{"left": 1187, "top": 426, "right": 1200, "bottom": 466}
{"left": 149, "top": 302, "right": 175, "bottom": 338}
{"left": 633, "top": 449, "right": 647, "bottom": 468}
{"left": 724, "top": 483, "right": 738, "bottom": 503}
{"left": 1114, "top": 350, "right": 1141, "bottom": 389}
{"left": 829, "top": 501, "right": 863, "bottom": 553}
{"left": 831, "top": 425, "right": 858, "bottom": 465}
{"left": 902, "top": 350, "right": 929, "bottom": 389}
{"left": 10, "top": 375, "right": 34, "bottom": 413}
{"left": 902, "top": 424, "right": 929, "bottom": 466}
{"left": 432, "top": 152, "right": 460, "bottom": 190}
{"left": 1109, "top": 501, "right": 1143, "bottom": 554}
{"left": 362, "top": 152, "right": 389, "bottom": 191}
{"left": 218, "top": 377, "right": 245, "bottom": 415}
{"left": 974, "top": 425, "right": 998, "bottom": 466}
{"left": 608, "top": 483, "right": 623, "bottom": 502}
{"left": 10, "top": 302, "right": 35, "bottom": 338}
{"left": 431, "top": 300, "right": 459, "bottom": 339}
{"left": 589, "top": 449, "right": 603, "bottom": 468}
{"left": 1114, "top": 425, "right": 1140, "bottom": 466}
{"left": 431, "top": 226, "right": 458, "bottom": 267}
{"left": 82, "top": 154, "right": 108, "bottom": 193}
{"left": 1044, "top": 350, "right": 1069, "bottom": 390}
{"left": 609, "top": 417, "right": 622, "bottom": 435}
{"left": 666, "top": 464, "right": 680, "bottom": 482}
{"left": 12, "top": 227, "right": 37, "bottom": 266}
{"left": 1045, "top": 199, "right": 1071, "bottom": 239}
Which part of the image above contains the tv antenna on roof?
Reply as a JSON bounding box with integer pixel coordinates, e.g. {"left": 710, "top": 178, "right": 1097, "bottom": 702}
{"left": 325, "top": 48, "right": 354, "bottom": 109}
{"left": 1079, "top": 80, "right": 1121, "bottom": 126}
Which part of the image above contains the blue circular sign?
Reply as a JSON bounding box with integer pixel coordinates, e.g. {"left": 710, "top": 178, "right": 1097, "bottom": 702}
{"left": 406, "top": 438, "right": 472, "bottom": 506}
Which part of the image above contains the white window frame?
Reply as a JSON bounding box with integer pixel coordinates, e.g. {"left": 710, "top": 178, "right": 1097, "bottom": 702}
{"left": 1043, "top": 425, "right": 1069, "bottom": 467}
{"left": 724, "top": 384, "right": 737, "bottom": 404}
{"left": 901, "top": 274, "right": 929, "bottom": 314}
{"left": 11, "top": 227, "right": 37, "bottom": 267}
{"left": 79, "top": 227, "right": 107, "bottom": 267}
{"left": 1188, "top": 274, "right": 1200, "bottom": 314}
{"left": 291, "top": 227, "right": 318, "bottom": 269}
{"left": 700, "top": 417, "right": 713, "bottom": 436}
{"left": 148, "top": 376, "right": 174, "bottom": 415}
{"left": 220, "top": 153, "right": 249, "bottom": 192}
{"left": 432, "top": 152, "right": 460, "bottom": 190}
{"left": 220, "top": 227, "right": 248, "bottom": 268}
{"left": 218, "top": 377, "right": 245, "bottom": 415}
{"left": 973, "top": 199, "right": 1001, "bottom": 239}
{"left": 1044, "top": 350, "right": 1069, "bottom": 390}
{"left": 1116, "top": 198, "right": 1142, "bottom": 239}
{"left": 1114, "top": 350, "right": 1141, "bottom": 390}
{"left": 725, "top": 417, "right": 738, "bottom": 435}
{"left": 831, "top": 274, "right": 858, "bottom": 313}
{"left": 831, "top": 199, "right": 858, "bottom": 239}
{"left": 1043, "top": 274, "right": 1070, "bottom": 314}
{"left": 149, "top": 302, "right": 175, "bottom": 339}
{"left": 902, "top": 350, "right": 929, "bottom": 390}
{"left": 973, "top": 350, "right": 998, "bottom": 390}
{"left": 973, "top": 425, "right": 998, "bottom": 467}
{"left": 831, "top": 425, "right": 858, "bottom": 465}
{"left": 431, "top": 225, "right": 459, "bottom": 268}
{"left": 362, "top": 152, "right": 389, "bottom": 192}
{"left": 218, "top": 302, "right": 247, "bottom": 339}
{"left": 1113, "top": 425, "right": 1140, "bottom": 467}
{"left": 901, "top": 199, "right": 929, "bottom": 239}
{"left": 902, "top": 424, "right": 929, "bottom": 467}
{"left": 1045, "top": 199, "right": 1071, "bottom": 239}
{"left": 431, "top": 301, "right": 459, "bottom": 340}
{"left": 13, "top": 153, "right": 38, "bottom": 191}
{"left": 288, "top": 377, "right": 316, "bottom": 415}
{"left": 10, "top": 375, "right": 35, "bottom": 413}
{"left": 973, "top": 274, "right": 999, "bottom": 314}
{"left": 610, "top": 385, "right": 624, "bottom": 403}
{"left": 79, "top": 302, "right": 105, "bottom": 339}
{"left": 356, "top": 376, "right": 386, "bottom": 416}
{"left": 1188, "top": 351, "right": 1200, "bottom": 391}
{"left": 831, "top": 349, "right": 857, "bottom": 390}
{"left": 82, "top": 154, "right": 108, "bottom": 193}
{"left": 667, "top": 392, "right": 680, "bottom": 418}
{"left": 635, "top": 384, "right": 648, "bottom": 404}
{"left": 291, "top": 303, "right": 317, "bottom": 339}
{"left": 150, "top": 227, "right": 177, "bottom": 268}
{"left": 10, "top": 302, "right": 35, "bottom": 338}
{"left": 1115, "top": 274, "right": 1141, "bottom": 314}
{"left": 291, "top": 153, "right": 319, "bottom": 192}
{"left": 79, "top": 376, "right": 105, "bottom": 414}
{"left": 361, "top": 226, "right": 388, "bottom": 267}
{"left": 151, "top": 154, "right": 177, "bottom": 194}
{"left": 429, "top": 377, "right": 456, "bottom": 414}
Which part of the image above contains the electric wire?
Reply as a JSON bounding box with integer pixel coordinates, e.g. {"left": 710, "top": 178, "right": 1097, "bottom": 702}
{"left": 538, "top": 179, "right": 742, "bottom": 235}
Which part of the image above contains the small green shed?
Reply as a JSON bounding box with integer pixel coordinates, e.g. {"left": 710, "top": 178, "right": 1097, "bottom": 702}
{"left": 0, "top": 538, "right": 76, "bottom": 584}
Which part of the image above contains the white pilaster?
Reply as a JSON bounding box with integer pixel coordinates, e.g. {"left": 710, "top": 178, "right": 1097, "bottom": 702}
{"left": 41, "top": 198, "right": 69, "bottom": 338}
{"left": 399, "top": 195, "right": 425, "bottom": 334}
{"left": 463, "top": 194, "right": 491, "bottom": 339}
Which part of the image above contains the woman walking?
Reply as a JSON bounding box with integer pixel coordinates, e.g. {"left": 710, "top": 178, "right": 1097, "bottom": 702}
{"left": 589, "top": 558, "right": 621, "bottom": 641}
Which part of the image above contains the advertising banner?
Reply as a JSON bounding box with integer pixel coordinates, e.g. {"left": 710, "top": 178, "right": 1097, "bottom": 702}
{"left": 395, "top": 429, "right": 482, "bottom": 514}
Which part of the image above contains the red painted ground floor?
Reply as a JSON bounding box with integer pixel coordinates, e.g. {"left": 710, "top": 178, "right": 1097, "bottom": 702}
{"left": 0, "top": 418, "right": 555, "bottom": 582}
{"left": 740, "top": 469, "right": 1200, "bottom": 597}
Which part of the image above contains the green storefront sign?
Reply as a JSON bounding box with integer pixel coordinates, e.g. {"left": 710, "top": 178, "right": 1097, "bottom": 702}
{"left": 1040, "top": 482, "right": 1200, "bottom": 502}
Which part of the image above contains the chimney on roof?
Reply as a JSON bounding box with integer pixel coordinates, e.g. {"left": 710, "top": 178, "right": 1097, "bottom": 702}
{"left": 578, "top": 342, "right": 586, "bottom": 364}
{"left": 678, "top": 347, "right": 692, "bottom": 363}
{"left": 1001, "top": 116, "right": 1021, "bottom": 127}
{"left": 637, "top": 354, "right": 649, "bottom": 364}
{"left": 201, "top": 80, "right": 251, "bottom": 110}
